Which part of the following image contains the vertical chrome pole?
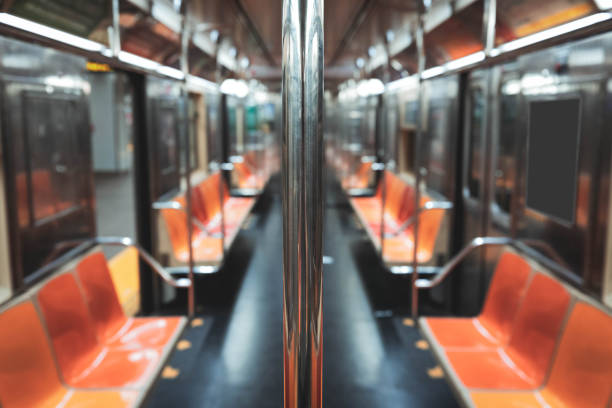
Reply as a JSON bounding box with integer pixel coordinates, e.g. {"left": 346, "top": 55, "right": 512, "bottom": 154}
{"left": 282, "top": 0, "right": 324, "bottom": 406}
{"left": 213, "top": 46, "right": 227, "bottom": 256}
{"left": 111, "top": 0, "right": 121, "bottom": 57}
{"left": 378, "top": 95, "right": 387, "bottom": 258}
{"left": 482, "top": 0, "right": 497, "bottom": 57}
{"left": 378, "top": 43, "right": 392, "bottom": 258}
{"left": 411, "top": 14, "right": 425, "bottom": 319}
{"left": 180, "top": 5, "right": 195, "bottom": 318}
{"left": 478, "top": 0, "right": 497, "bottom": 304}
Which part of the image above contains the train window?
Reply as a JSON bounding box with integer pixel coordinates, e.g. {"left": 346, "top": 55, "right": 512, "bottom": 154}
{"left": 467, "top": 88, "right": 485, "bottom": 199}
{"left": 227, "top": 102, "right": 238, "bottom": 153}
{"left": 24, "top": 93, "right": 83, "bottom": 224}
{"left": 493, "top": 90, "right": 519, "bottom": 213}
{"left": 385, "top": 101, "right": 398, "bottom": 161}
{"left": 154, "top": 102, "right": 180, "bottom": 197}
{"left": 398, "top": 99, "right": 418, "bottom": 177}
{"left": 526, "top": 98, "right": 581, "bottom": 225}
{"left": 426, "top": 101, "right": 449, "bottom": 190}
{"left": 206, "top": 95, "right": 220, "bottom": 164}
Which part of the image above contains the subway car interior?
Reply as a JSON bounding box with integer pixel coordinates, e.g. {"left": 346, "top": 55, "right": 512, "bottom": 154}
{"left": 1, "top": 0, "right": 612, "bottom": 407}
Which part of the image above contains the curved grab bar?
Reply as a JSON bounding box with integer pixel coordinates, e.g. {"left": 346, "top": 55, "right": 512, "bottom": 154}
{"left": 384, "top": 201, "right": 453, "bottom": 238}
{"left": 94, "top": 237, "right": 191, "bottom": 288}
{"left": 414, "top": 236, "right": 572, "bottom": 290}
{"left": 415, "top": 237, "right": 513, "bottom": 289}
{"left": 44, "top": 237, "right": 191, "bottom": 288}
{"left": 152, "top": 200, "right": 223, "bottom": 238}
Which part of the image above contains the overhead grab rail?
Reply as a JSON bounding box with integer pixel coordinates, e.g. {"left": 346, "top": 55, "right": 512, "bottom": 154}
{"left": 414, "top": 236, "right": 571, "bottom": 290}
{"left": 42, "top": 236, "right": 192, "bottom": 288}
{"left": 384, "top": 201, "right": 453, "bottom": 238}
{"left": 152, "top": 200, "right": 223, "bottom": 238}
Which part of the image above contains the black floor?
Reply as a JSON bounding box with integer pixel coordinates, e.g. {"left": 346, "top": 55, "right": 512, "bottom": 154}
{"left": 144, "top": 175, "right": 459, "bottom": 407}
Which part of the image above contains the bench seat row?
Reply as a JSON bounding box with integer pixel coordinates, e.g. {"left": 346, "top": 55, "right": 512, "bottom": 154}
{"left": 160, "top": 171, "right": 256, "bottom": 265}
{"left": 420, "top": 250, "right": 612, "bottom": 408}
{"left": 349, "top": 171, "right": 445, "bottom": 265}
{"left": 341, "top": 161, "right": 373, "bottom": 190}
{"left": 231, "top": 151, "right": 270, "bottom": 191}
{"left": 0, "top": 250, "right": 185, "bottom": 408}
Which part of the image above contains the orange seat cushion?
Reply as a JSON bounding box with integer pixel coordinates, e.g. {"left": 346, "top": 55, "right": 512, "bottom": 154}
{"left": 473, "top": 252, "right": 532, "bottom": 343}
{"left": 351, "top": 171, "right": 444, "bottom": 264}
{"left": 471, "top": 303, "right": 612, "bottom": 407}
{"left": 38, "top": 273, "right": 158, "bottom": 388}
{"left": 447, "top": 274, "right": 570, "bottom": 390}
{"left": 0, "top": 301, "right": 138, "bottom": 407}
{"left": 543, "top": 302, "right": 612, "bottom": 407}
{"left": 424, "top": 317, "right": 502, "bottom": 350}
{"left": 470, "top": 391, "right": 550, "bottom": 408}
{"left": 77, "top": 252, "right": 183, "bottom": 350}
{"left": 0, "top": 301, "right": 70, "bottom": 407}
{"left": 426, "top": 252, "right": 532, "bottom": 349}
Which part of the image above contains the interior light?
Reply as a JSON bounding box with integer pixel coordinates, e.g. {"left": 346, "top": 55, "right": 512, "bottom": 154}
{"left": 156, "top": 65, "right": 184, "bottom": 80}
{"left": 240, "top": 57, "right": 250, "bottom": 69}
{"left": 386, "top": 74, "right": 419, "bottom": 92}
{"left": 0, "top": 13, "right": 105, "bottom": 52}
{"left": 187, "top": 75, "right": 218, "bottom": 92}
{"left": 390, "top": 59, "right": 403, "bottom": 71}
{"left": 502, "top": 79, "right": 521, "bottom": 95}
{"left": 357, "top": 78, "right": 385, "bottom": 97}
{"left": 45, "top": 75, "right": 79, "bottom": 89}
{"left": 355, "top": 58, "right": 365, "bottom": 69}
{"left": 386, "top": 30, "right": 395, "bottom": 43}
{"left": 594, "top": 0, "right": 612, "bottom": 10}
{"left": 210, "top": 29, "right": 220, "bottom": 43}
{"left": 118, "top": 51, "right": 160, "bottom": 70}
{"left": 220, "top": 78, "right": 249, "bottom": 98}
{"left": 421, "top": 66, "right": 445, "bottom": 79}
{"left": 497, "top": 12, "right": 612, "bottom": 54}
{"left": 368, "top": 46, "right": 377, "bottom": 58}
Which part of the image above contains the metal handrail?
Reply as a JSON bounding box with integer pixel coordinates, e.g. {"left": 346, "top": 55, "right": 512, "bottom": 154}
{"left": 384, "top": 201, "right": 453, "bottom": 238}
{"left": 43, "top": 236, "right": 191, "bottom": 288}
{"left": 414, "top": 236, "right": 571, "bottom": 290}
{"left": 152, "top": 200, "right": 223, "bottom": 238}
{"left": 414, "top": 236, "right": 513, "bottom": 289}
{"left": 94, "top": 237, "right": 191, "bottom": 288}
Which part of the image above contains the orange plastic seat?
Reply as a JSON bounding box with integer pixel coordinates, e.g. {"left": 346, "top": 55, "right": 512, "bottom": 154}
{"left": 447, "top": 274, "right": 570, "bottom": 389}
{"left": 350, "top": 171, "right": 444, "bottom": 264}
{"left": 38, "top": 273, "right": 158, "bottom": 389}
{"left": 424, "top": 252, "right": 532, "bottom": 349}
{"left": 471, "top": 302, "right": 612, "bottom": 407}
{"left": 108, "top": 247, "right": 140, "bottom": 316}
{"left": 0, "top": 301, "right": 137, "bottom": 407}
{"left": 76, "top": 252, "right": 184, "bottom": 350}
{"left": 161, "top": 172, "right": 254, "bottom": 263}
{"left": 233, "top": 161, "right": 259, "bottom": 189}
{"left": 345, "top": 162, "right": 372, "bottom": 189}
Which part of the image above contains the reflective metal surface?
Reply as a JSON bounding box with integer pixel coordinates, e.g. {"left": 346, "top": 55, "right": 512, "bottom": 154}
{"left": 385, "top": 201, "right": 453, "bottom": 238}
{"left": 0, "top": 36, "right": 95, "bottom": 289}
{"left": 281, "top": 0, "right": 324, "bottom": 406}
{"left": 415, "top": 236, "right": 513, "bottom": 290}
{"left": 93, "top": 236, "right": 192, "bottom": 288}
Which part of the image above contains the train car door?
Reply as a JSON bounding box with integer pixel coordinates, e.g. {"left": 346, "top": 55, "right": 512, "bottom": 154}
{"left": 459, "top": 69, "right": 491, "bottom": 314}
{"left": 0, "top": 39, "right": 95, "bottom": 289}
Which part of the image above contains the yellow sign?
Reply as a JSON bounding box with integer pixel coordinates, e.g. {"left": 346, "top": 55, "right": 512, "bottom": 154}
{"left": 86, "top": 61, "right": 112, "bottom": 72}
